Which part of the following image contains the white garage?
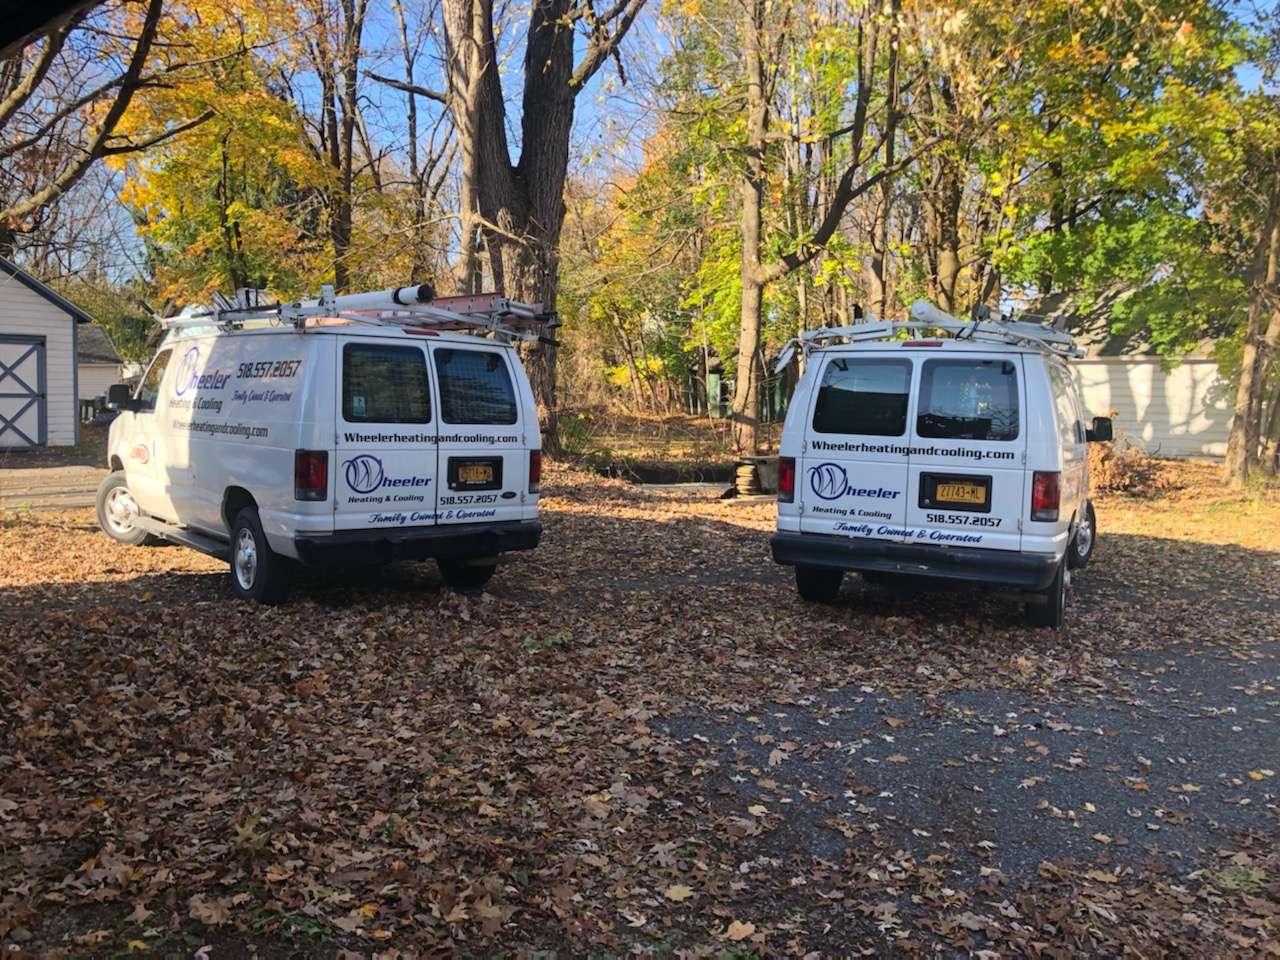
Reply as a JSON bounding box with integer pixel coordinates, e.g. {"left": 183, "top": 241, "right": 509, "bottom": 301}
{"left": 1029, "top": 288, "right": 1233, "bottom": 460}
{"left": 0, "top": 256, "right": 96, "bottom": 450}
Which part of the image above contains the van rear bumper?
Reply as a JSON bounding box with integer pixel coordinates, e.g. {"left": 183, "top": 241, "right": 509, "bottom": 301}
{"left": 771, "top": 531, "right": 1059, "bottom": 590}
{"left": 294, "top": 520, "right": 542, "bottom": 568}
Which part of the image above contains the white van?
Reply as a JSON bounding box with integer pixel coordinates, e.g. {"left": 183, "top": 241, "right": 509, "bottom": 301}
{"left": 771, "top": 300, "right": 1112, "bottom": 629}
{"left": 97, "top": 285, "right": 552, "bottom": 604}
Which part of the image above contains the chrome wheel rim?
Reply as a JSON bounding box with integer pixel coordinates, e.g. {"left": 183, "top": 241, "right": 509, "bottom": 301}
{"left": 234, "top": 528, "right": 259, "bottom": 591}
{"left": 104, "top": 485, "right": 138, "bottom": 535}
{"left": 1075, "top": 511, "right": 1094, "bottom": 558}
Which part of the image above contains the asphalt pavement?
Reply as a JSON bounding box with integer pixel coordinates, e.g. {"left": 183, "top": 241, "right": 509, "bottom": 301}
{"left": 0, "top": 462, "right": 103, "bottom": 511}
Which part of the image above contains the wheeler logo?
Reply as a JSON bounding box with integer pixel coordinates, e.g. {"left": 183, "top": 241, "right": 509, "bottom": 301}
{"left": 807, "top": 462, "right": 901, "bottom": 501}
{"left": 343, "top": 454, "right": 433, "bottom": 494}
{"left": 173, "top": 346, "right": 201, "bottom": 397}
{"left": 173, "top": 344, "right": 231, "bottom": 396}
{"left": 345, "top": 454, "right": 385, "bottom": 493}
{"left": 809, "top": 462, "right": 849, "bottom": 500}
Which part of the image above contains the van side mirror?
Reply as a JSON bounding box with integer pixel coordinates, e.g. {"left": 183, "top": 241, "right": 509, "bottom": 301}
{"left": 107, "top": 383, "right": 140, "bottom": 412}
{"left": 1086, "top": 416, "right": 1113, "bottom": 443}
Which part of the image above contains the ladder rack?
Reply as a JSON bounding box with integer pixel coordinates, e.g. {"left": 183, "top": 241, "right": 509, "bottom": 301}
{"left": 159, "top": 283, "right": 561, "bottom": 345}
{"left": 775, "top": 299, "right": 1081, "bottom": 372}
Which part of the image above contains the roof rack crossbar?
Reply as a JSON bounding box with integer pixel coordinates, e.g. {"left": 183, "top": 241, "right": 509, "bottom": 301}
{"left": 774, "top": 299, "right": 1082, "bottom": 372}
{"left": 158, "top": 284, "right": 561, "bottom": 345}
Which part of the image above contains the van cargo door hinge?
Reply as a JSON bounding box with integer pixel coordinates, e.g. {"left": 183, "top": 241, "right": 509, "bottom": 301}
{"left": 1021, "top": 450, "right": 1027, "bottom": 465}
{"left": 1017, "top": 519, "right": 1023, "bottom": 533}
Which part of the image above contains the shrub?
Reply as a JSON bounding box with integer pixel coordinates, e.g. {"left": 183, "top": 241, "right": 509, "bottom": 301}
{"left": 1088, "top": 414, "right": 1179, "bottom": 495}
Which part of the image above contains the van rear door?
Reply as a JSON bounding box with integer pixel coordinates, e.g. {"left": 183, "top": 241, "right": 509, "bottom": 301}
{"left": 796, "top": 354, "right": 912, "bottom": 541}
{"left": 903, "top": 354, "right": 1025, "bottom": 552}
{"left": 430, "top": 344, "right": 529, "bottom": 527}
{"left": 333, "top": 340, "right": 439, "bottom": 532}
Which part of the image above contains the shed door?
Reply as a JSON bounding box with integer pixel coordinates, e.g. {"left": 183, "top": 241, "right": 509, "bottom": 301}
{"left": 0, "top": 336, "right": 46, "bottom": 450}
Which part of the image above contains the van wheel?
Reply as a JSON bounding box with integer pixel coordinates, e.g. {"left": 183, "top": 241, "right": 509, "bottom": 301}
{"left": 1068, "top": 500, "right": 1097, "bottom": 569}
{"left": 1026, "top": 560, "right": 1067, "bottom": 630}
{"left": 438, "top": 558, "right": 497, "bottom": 591}
{"left": 795, "top": 565, "right": 843, "bottom": 603}
{"left": 96, "top": 472, "right": 159, "bottom": 546}
{"left": 230, "top": 507, "right": 292, "bottom": 605}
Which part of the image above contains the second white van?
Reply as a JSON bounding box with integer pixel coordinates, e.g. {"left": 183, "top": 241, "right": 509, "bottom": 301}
{"left": 771, "top": 300, "right": 1112, "bottom": 629}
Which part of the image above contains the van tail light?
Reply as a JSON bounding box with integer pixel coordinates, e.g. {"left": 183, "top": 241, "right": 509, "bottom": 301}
{"left": 777, "top": 456, "right": 796, "bottom": 503}
{"left": 529, "top": 450, "right": 542, "bottom": 494}
{"left": 295, "top": 450, "right": 329, "bottom": 501}
{"left": 1031, "top": 471, "right": 1060, "bottom": 521}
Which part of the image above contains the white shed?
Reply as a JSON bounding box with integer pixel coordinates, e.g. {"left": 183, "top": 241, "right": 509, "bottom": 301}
{"left": 0, "top": 257, "right": 96, "bottom": 450}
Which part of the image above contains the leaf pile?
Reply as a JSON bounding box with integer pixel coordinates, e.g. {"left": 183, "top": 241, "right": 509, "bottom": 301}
{"left": 0, "top": 462, "right": 1277, "bottom": 956}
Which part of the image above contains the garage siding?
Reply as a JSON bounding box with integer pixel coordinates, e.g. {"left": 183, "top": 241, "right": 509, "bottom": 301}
{"left": 0, "top": 272, "right": 76, "bottom": 446}
{"left": 79, "top": 364, "right": 120, "bottom": 403}
{"left": 1072, "top": 357, "right": 1232, "bottom": 459}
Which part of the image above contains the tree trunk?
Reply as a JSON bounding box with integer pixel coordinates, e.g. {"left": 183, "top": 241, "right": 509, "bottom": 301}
{"left": 868, "top": 184, "right": 891, "bottom": 322}
{"left": 1224, "top": 173, "right": 1280, "bottom": 488}
{"left": 867, "top": 20, "right": 899, "bottom": 324}
{"left": 931, "top": 151, "right": 964, "bottom": 316}
{"left": 441, "top": 0, "right": 644, "bottom": 458}
{"left": 730, "top": 0, "right": 770, "bottom": 456}
{"left": 1261, "top": 375, "right": 1280, "bottom": 476}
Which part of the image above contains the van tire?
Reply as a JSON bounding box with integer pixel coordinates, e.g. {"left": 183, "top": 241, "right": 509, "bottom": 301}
{"left": 795, "top": 565, "right": 843, "bottom": 603}
{"left": 438, "top": 558, "right": 497, "bottom": 591}
{"left": 230, "top": 507, "right": 292, "bottom": 605}
{"left": 1026, "top": 560, "right": 1067, "bottom": 630}
{"left": 96, "top": 472, "right": 160, "bottom": 546}
{"left": 1068, "top": 500, "right": 1097, "bottom": 569}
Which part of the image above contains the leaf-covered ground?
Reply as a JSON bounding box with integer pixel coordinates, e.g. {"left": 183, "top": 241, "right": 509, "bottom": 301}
{"left": 1, "top": 461, "right": 1277, "bottom": 957}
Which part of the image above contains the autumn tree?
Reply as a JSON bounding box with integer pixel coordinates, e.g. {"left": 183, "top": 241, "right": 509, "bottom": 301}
{"left": 0, "top": 0, "right": 198, "bottom": 259}
{"left": 274, "top": 0, "right": 370, "bottom": 295}
{"left": 663, "top": 0, "right": 928, "bottom": 455}
{"left": 116, "top": 1, "right": 335, "bottom": 304}
{"left": 432, "top": 0, "right": 647, "bottom": 455}
{"left": 558, "top": 136, "right": 706, "bottom": 414}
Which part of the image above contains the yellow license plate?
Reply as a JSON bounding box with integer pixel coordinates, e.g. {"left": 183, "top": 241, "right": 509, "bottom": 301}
{"left": 458, "top": 463, "right": 493, "bottom": 483}
{"left": 936, "top": 482, "right": 986, "bottom": 504}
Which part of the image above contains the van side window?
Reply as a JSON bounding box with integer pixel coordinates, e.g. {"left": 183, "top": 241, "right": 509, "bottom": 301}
{"left": 1047, "top": 363, "right": 1084, "bottom": 443}
{"left": 434, "top": 348, "right": 518, "bottom": 425}
{"left": 917, "top": 359, "right": 1019, "bottom": 441}
{"left": 137, "top": 349, "right": 172, "bottom": 412}
{"left": 342, "top": 344, "right": 431, "bottom": 423}
{"left": 812, "top": 358, "right": 911, "bottom": 436}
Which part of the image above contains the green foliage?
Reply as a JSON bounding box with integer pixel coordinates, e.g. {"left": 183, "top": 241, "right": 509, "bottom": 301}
{"left": 522, "top": 634, "right": 570, "bottom": 653}
{"left": 49, "top": 280, "right": 156, "bottom": 363}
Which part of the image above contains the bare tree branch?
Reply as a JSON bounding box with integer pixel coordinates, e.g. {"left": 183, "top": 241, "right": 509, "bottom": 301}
{"left": 1, "top": 0, "right": 164, "bottom": 233}
{"left": 367, "top": 71, "right": 447, "bottom": 105}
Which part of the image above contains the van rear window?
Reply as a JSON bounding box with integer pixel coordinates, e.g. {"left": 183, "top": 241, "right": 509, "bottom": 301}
{"left": 434, "top": 348, "right": 518, "bottom": 425}
{"left": 813, "top": 358, "right": 911, "bottom": 436}
{"left": 917, "top": 359, "right": 1019, "bottom": 441}
{"left": 343, "top": 344, "right": 432, "bottom": 423}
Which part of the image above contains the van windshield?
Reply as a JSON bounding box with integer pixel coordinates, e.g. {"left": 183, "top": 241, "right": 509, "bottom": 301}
{"left": 342, "top": 344, "right": 432, "bottom": 423}
{"left": 434, "top": 348, "right": 518, "bottom": 425}
{"left": 916, "top": 359, "right": 1019, "bottom": 441}
{"left": 812, "top": 358, "right": 911, "bottom": 436}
